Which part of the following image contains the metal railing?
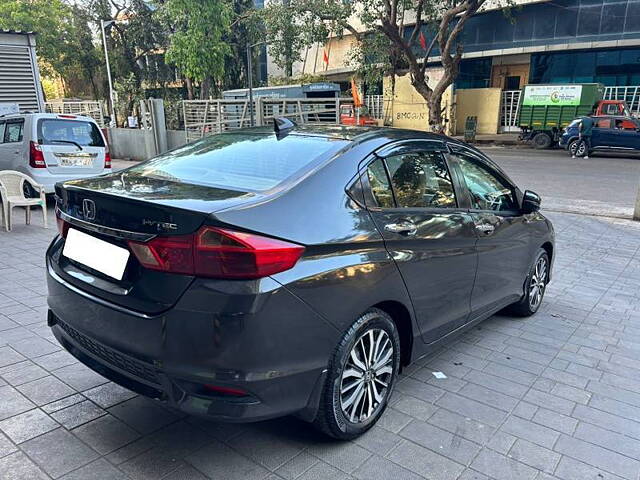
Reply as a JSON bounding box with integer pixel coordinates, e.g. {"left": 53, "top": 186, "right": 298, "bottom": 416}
{"left": 183, "top": 97, "right": 347, "bottom": 141}
{"left": 603, "top": 86, "right": 640, "bottom": 115}
{"left": 365, "top": 95, "right": 384, "bottom": 120}
{"left": 182, "top": 99, "right": 253, "bottom": 142}
{"left": 44, "top": 101, "right": 106, "bottom": 127}
{"left": 258, "top": 97, "right": 342, "bottom": 125}
{"left": 499, "top": 90, "right": 522, "bottom": 132}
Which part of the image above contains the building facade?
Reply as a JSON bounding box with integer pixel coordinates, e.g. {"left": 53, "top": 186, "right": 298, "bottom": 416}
{"left": 270, "top": 0, "right": 640, "bottom": 133}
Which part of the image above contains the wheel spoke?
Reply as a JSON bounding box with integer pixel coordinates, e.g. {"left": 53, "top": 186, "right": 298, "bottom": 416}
{"left": 372, "top": 331, "right": 384, "bottom": 366}
{"left": 366, "top": 384, "right": 374, "bottom": 418}
{"left": 350, "top": 346, "right": 367, "bottom": 372}
{"left": 341, "top": 379, "right": 360, "bottom": 395}
{"left": 343, "top": 368, "right": 363, "bottom": 379}
{"left": 372, "top": 347, "right": 392, "bottom": 371}
{"left": 371, "top": 380, "right": 384, "bottom": 403}
{"left": 375, "top": 365, "right": 393, "bottom": 377}
{"left": 366, "top": 330, "right": 375, "bottom": 367}
{"left": 374, "top": 377, "right": 389, "bottom": 388}
{"left": 342, "top": 381, "right": 364, "bottom": 411}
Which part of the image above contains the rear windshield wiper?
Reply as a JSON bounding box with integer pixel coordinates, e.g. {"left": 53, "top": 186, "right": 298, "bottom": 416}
{"left": 49, "top": 140, "right": 84, "bottom": 151}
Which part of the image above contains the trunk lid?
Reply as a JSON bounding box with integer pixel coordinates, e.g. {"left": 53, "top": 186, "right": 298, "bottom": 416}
{"left": 54, "top": 172, "right": 261, "bottom": 315}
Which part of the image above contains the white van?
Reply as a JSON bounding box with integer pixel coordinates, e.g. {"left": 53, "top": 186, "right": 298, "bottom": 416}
{"left": 0, "top": 113, "right": 112, "bottom": 194}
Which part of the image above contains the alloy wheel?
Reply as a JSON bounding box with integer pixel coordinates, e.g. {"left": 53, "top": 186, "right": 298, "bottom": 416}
{"left": 570, "top": 141, "right": 586, "bottom": 157}
{"left": 339, "top": 329, "right": 394, "bottom": 424}
{"left": 529, "top": 256, "right": 548, "bottom": 310}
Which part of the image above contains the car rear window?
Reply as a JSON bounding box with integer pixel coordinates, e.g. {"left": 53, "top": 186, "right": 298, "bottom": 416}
{"left": 128, "top": 132, "right": 349, "bottom": 191}
{"left": 38, "top": 119, "right": 105, "bottom": 147}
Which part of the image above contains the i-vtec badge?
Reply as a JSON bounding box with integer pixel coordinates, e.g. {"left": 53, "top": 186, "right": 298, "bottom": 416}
{"left": 142, "top": 219, "right": 178, "bottom": 231}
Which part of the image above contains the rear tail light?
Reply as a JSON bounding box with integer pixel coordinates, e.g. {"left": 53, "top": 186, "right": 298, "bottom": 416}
{"left": 104, "top": 150, "right": 112, "bottom": 169}
{"left": 29, "top": 141, "right": 46, "bottom": 168}
{"left": 128, "top": 227, "right": 304, "bottom": 279}
{"left": 55, "top": 210, "right": 69, "bottom": 238}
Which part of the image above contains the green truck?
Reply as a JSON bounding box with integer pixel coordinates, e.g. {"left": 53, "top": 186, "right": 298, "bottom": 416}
{"left": 518, "top": 83, "right": 630, "bottom": 148}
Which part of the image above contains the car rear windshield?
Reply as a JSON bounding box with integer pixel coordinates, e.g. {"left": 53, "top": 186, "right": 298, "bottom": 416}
{"left": 127, "top": 132, "right": 349, "bottom": 192}
{"left": 38, "top": 119, "right": 105, "bottom": 147}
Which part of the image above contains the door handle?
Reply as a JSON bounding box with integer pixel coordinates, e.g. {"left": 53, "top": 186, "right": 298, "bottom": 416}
{"left": 385, "top": 221, "right": 417, "bottom": 236}
{"left": 475, "top": 223, "right": 495, "bottom": 235}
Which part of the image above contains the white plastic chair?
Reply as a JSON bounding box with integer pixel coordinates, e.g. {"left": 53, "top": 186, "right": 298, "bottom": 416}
{"left": 0, "top": 171, "right": 48, "bottom": 232}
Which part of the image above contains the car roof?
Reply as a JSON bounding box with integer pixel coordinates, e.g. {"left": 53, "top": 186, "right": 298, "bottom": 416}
{"left": 0, "top": 112, "right": 97, "bottom": 123}
{"left": 593, "top": 115, "right": 636, "bottom": 120}
{"left": 225, "top": 124, "right": 467, "bottom": 147}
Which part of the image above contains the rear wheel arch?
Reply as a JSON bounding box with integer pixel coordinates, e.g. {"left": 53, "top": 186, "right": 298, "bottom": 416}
{"left": 371, "top": 300, "right": 413, "bottom": 367}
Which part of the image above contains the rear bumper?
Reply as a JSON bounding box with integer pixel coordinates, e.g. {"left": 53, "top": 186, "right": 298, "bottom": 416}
{"left": 29, "top": 169, "right": 112, "bottom": 194}
{"left": 46, "top": 250, "right": 336, "bottom": 422}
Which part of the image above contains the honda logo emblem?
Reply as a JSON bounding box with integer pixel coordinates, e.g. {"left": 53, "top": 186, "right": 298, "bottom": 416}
{"left": 82, "top": 199, "right": 96, "bottom": 221}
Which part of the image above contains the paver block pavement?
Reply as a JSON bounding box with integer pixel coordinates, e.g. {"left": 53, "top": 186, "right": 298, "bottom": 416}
{"left": 1, "top": 209, "right": 640, "bottom": 479}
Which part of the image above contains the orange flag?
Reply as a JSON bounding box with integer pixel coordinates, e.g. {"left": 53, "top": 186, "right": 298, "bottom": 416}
{"left": 419, "top": 31, "right": 427, "bottom": 50}
{"left": 351, "top": 78, "right": 362, "bottom": 107}
{"left": 323, "top": 49, "right": 329, "bottom": 66}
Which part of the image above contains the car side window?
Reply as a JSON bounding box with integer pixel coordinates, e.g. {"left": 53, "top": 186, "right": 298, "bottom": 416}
{"left": 4, "top": 121, "right": 24, "bottom": 143}
{"left": 454, "top": 153, "right": 518, "bottom": 212}
{"left": 0, "top": 122, "right": 5, "bottom": 144}
{"left": 366, "top": 158, "right": 395, "bottom": 208}
{"left": 384, "top": 151, "right": 457, "bottom": 208}
{"left": 595, "top": 119, "right": 611, "bottom": 129}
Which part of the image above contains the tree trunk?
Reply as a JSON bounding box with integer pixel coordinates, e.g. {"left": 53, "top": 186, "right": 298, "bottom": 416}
{"left": 199, "top": 77, "right": 212, "bottom": 100}
{"left": 427, "top": 96, "right": 445, "bottom": 133}
{"left": 185, "top": 78, "right": 194, "bottom": 100}
{"left": 408, "top": 69, "right": 449, "bottom": 134}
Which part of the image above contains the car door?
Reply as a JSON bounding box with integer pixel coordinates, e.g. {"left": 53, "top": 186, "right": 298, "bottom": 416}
{"left": 0, "top": 119, "right": 25, "bottom": 171}
{"left": 591, "top": 117, "right": 615, "bottom": 150}
{"left": 609, "top": 118, "right": 640, "bottom": 150}
{"left": 360, "top": 140, "right": 478, "bottom": 344}
{"left": 447, "top": 147, "right": 531, "bottom": 318}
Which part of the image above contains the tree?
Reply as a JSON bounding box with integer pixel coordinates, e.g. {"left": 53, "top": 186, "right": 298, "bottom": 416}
{"left": 222, "top": 0, "right": 265, "bottom": 90}
{"left": 0, "top": 0, "right": 101, "bottom": 98}
{"left": 162, "top": 0, "right": 232, "bottom": 99}
{"left": 87, "top": 0, "right": 168, "bottom": 107}
{"left": 262, "top": 0, "right": 512, "bottom": 132}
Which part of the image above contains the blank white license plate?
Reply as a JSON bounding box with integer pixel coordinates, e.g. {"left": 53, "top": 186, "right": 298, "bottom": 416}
{"left": 63, "top": 228, "right": 130, "bottom": 280}
{"left": 60, "top": 157, "right": 93, "bottom": 167}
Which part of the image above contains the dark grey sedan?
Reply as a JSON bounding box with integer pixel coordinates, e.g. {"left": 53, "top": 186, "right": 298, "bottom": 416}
{"left": 46, "top": 123, "right": 554, "bottom": 439}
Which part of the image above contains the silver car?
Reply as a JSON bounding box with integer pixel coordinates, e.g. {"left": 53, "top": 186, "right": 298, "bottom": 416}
{"left": 0, "top": 113, "right": 111, "bottom": 193}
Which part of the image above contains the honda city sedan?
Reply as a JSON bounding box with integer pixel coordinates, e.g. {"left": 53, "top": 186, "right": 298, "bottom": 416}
{"left": 47, "top": 123, "right": 554, "bottom": 439}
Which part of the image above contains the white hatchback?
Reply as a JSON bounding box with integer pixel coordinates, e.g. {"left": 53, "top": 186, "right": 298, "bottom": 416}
{"left": 0, "top": 113, "right": 111, "bottom": 194}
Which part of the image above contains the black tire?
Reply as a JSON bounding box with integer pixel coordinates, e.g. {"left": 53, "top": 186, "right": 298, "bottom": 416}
{"left": 568, "top": 139, "right": 587, "bottom": 157}
{"left": 532, "top": 132, "right": 552, "bottom": 149}
{"left": 312, "top": 308, "right": 401, "bottom": 440}
{"left": 505, "top": 248, "right": 549, "bottom": 317}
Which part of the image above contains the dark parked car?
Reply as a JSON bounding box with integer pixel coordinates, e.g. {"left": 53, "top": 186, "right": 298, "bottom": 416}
{"left": 47, "top": 124, "right": 554, "bottom": 439}
{"left": 560, "top": 115, "right": 640, "bottom": 156}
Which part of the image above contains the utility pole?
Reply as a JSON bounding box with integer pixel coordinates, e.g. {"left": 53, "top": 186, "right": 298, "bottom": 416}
{"left": 101, "top": 20, "right": 117, "bottom": 128}
{"left": 246, "top": 41, "right": 266, "bottom": 127}
{"left": 247, "top": 44, "right": 254, "bottom": 127}
{"left": 634, "top": 181, "right": 640, "bottom": 221}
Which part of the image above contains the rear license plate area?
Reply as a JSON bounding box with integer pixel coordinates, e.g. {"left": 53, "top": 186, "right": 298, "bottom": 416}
{"left": 62, "top": 228, "right": 130, "bottom": 280}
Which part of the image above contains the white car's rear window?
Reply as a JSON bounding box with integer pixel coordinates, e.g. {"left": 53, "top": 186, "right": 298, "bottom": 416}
{"left": 37, "top": 119, "right": 105, "bottom": 147}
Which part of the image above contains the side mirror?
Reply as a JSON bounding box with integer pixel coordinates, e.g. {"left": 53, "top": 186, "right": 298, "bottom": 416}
{"left": 522, "top": 190, "right": 541, "bottom": 214}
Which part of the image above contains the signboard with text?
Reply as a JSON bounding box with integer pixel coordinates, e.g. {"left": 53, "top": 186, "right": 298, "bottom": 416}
{"left": 522, "top": 85, "right": 583, "bottom": 106}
